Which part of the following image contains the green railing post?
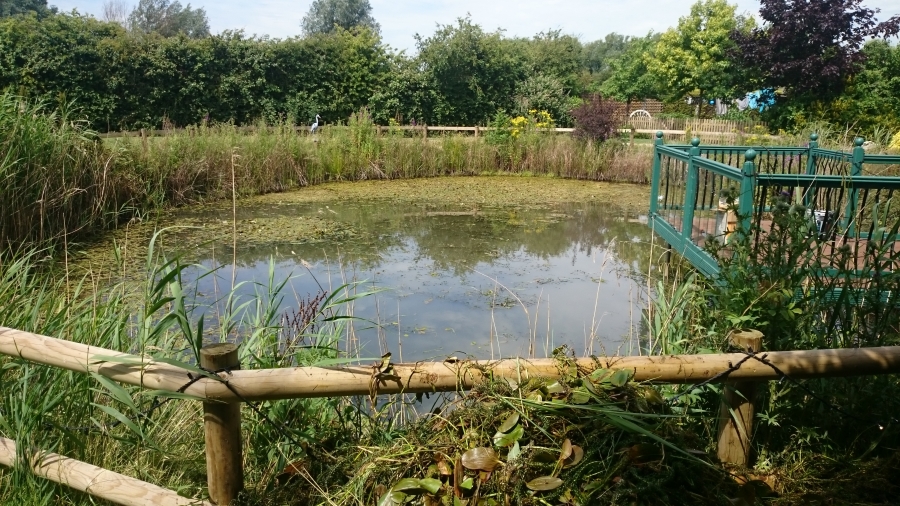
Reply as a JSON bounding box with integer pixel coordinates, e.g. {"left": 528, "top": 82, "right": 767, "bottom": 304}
{"left": 739, "top": 149, "right": 757, "bottom": 236}
{"left": 803, "top": 133, "right": 819, "bottom": 208}
{"left": 682, "top": 138, "right": 701, "bottom": 240}
{"left": 649, "top": 131, "right": 665, "bottom": 215}
{"left": 843, "top": 137, "right": 865, "bottom": 236}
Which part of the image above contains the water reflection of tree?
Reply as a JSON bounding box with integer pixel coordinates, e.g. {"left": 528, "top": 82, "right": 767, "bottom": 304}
{"left": 179, "top": 201, "right": 655, "bottom": 281}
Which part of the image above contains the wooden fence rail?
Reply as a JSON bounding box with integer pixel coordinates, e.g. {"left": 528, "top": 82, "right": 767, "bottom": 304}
{"left": 97, "top": 123, "right": 775, "bottom": 143}
{"left": 0, "top": 437, "right": 211, "bottom": 506}
{"left": 2, "top": 326, "right": 899, "bottom": 504}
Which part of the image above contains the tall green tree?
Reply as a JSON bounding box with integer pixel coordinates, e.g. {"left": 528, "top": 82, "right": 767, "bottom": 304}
{"left": 601, "top": 33, "right": 661, "bottom": 112}
{"left": 825, "top": 40, "right": 900, "bottom": 131}
{"left": 415, "top": 17, "right": 525, "bottom": 125}
{"left": 0, "top": 0, "right": 53, "bottom": 18}
{"left": 518, "top": 30, "right": 583, "bottom": 95}
{"left": 581, "top": 33, "right": 633, "bottom": 83}
{"left": 128, "top": 0, "right": 210, "bottom": 38}
{"left": 301, "top": 0, "right": 379, "bottom": 36}
{"left": 645, "top": 0, "right": 754, "bottom": 110}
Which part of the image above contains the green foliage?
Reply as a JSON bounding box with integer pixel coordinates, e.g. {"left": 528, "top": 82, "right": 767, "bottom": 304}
{"left": 128, "top": 0, "right": 209, "bottom": 38}
{"left": 0, "top": 13, "right": 389, "bottom": 130}
{"left": 0, "top": 0, "right": 53, "bottom": 18}
{"left": 645, "top": 0, "right": 754, "bottom": 106}
{"left": 600, "top": 34, "right": 661, "bottom": 108}
{"left": 513, "top": 73, "right": 571, "bottom": 127}
{"left": 581, "top": 33, "right": 633, "bottom": 80}
{"left": 415, "top": 17, "right": 526, "bottom": 126}
{"left": 516, "top": 29, "right": 583, "bottom": 97}
{"left": 300, "top": 0, "right": 380, "bottom": 37}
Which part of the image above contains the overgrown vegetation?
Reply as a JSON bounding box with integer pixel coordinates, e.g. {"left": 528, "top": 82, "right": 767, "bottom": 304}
{"left": 647, "top": 188, "right": 900, "bottom": 503}
{"left": 0, "top": 95, "right": 649, "bottom": 253}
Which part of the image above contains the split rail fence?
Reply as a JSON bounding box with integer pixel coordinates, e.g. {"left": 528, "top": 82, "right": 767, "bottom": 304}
{"left": 97, "top": 119, "right": 775, "bottom": 145}
{"left": 3, "top": 327, "right": 898, "bottom": 505}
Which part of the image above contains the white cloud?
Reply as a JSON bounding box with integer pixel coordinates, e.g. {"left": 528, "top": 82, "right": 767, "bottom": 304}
{"left": 50, "top": 0, "right": 900, "bottom": 51}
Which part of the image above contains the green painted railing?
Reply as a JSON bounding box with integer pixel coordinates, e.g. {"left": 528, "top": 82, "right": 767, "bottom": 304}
{"left": 649, "top": 132, "right": 900, "bottom": 279}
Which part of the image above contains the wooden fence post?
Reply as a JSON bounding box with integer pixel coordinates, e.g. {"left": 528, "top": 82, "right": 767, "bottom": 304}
{"left": 474, "top": 126, "right": 479, "bottom": 138}
{"left": 201, "top": 344, "right": 243, "bottom": 505}
{"left": 423, "top": 124, "right": 428, "bottom": 139}
{"left": 717, "top": 329, "right": 763, "bottom": 467}
{"left": 140, "top": 129, "right": 148, "bottom": 155}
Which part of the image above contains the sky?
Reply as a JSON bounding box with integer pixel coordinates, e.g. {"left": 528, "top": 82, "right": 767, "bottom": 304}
{"left": 50, "top": 0, "right": 900, "bottom": 52}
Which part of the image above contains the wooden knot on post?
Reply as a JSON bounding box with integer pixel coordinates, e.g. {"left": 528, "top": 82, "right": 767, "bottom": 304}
{"left": 717, "top": 329, "right": 763, "bottom": 468}
{"left": 201, "top": 343, "right": 243, "bottom": 505}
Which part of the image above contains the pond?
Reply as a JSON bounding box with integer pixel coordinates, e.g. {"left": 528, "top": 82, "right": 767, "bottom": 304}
{"left": 81, "top": 177, "right": 656, "bottom": 360}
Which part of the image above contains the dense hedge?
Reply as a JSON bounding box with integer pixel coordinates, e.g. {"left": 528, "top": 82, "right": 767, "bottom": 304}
{"left": 0, "top": 14, "right": 390, "bottom": 130}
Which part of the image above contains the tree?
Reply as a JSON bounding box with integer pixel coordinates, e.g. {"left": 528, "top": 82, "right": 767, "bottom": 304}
{"left": 128, "top": 0, "right": 209, "bottom": 38}
{"left": 645, "top": 0, "right": 754, "bottom": 110}
{"left": 731, "top": 0, "right": 900, "bottom": 102}
{"left": 0, "top": 0, "right": 54, "bottom": 18}
{"left": 415, "top": 17, "right": 526, "bottom": 125}
{"left": 301, "top": 0, "right": 379, "bottom": 37}
{"left": 581, "top": 33, "right": 633, "bottom": 82}
{"left": 600, "top": 33, "right": 661, "bottom": 112}
{"left": 830, "top": 40, "right": 900, "bottom": 131}
{"left": 518, "top": 30, "right": 583, "bottom": 95}
{"left": 102, "top": 0, "right": 131, "bottom": 26}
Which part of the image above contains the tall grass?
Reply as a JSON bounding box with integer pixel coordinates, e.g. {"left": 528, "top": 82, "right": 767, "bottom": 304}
{"left": 646, "top": 196, "right": 900, "bottom": 503}
{"left": 0, "top": 97, "right": 652, "bottom": 253}
{"left": 0, "top": 93, "right": 123, "bottom": 253}
{"left": 0, "top": 234, "right": 381, "bottom": 504}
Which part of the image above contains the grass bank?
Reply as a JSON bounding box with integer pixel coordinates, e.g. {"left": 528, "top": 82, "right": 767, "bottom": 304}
{"left": 0, "top": 95, "right": 652, "bottom": 254}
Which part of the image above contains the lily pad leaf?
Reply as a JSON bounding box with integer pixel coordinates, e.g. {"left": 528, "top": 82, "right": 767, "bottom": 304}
{"left": 461, "top": 447, "right": 501, "bottom": 472}
{"left": 493, "top": 425, "right": 524, "bottom": 448}
{"left": 545, "top": 381, "right": 566, "bottom": 394}
{"left": 497, "top": 412, "right": 520, "bottom": 433}
{"left": 610, "top": 369, "right": 632, "bottom": 387}
{"left": 563, "top": 445, "right": 584, "bottom": 468}
{"left": 559, "top": 438, "right": 573, "bottom": 461}
{"left": 507, "top": 441, "right": 521, "bottom": 462}
{"left": 377, "top": 490, "right": 408, "bottom": 506}
{"left": 419, "top": 478, "right": 442, "bottom": 495}
{"left": 570, "top": 387, "right": 591, "bottom": 404}
{"left": 526, "top": 476, "right": 564, "bottom": 491}
{"left": 393, "top": 477, "right": 427, "bottom": 493}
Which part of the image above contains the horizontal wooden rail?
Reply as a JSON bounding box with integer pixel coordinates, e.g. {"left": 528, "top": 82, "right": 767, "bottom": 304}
{"left": 96, "top": 125, "right": 783, "bottom": 142}
{"left": 0, "top": 437, "right": 210, "bottom": 506}
{"left": 3, "top": 328, "right": 900, "bottom": 401}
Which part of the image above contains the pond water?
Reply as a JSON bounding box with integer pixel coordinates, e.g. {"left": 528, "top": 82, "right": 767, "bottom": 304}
{"left": 168, "top": 191, "right": 655, "bottom": 361}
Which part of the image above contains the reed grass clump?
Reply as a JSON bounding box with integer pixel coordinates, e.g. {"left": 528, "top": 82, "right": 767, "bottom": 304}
{"left": 0, "top": 93, "right": 125, "bottom": 253}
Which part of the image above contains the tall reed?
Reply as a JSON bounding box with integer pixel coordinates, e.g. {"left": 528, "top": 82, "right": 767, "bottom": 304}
{"left": 0, "top": 93, "right": 125, "bottom": 253}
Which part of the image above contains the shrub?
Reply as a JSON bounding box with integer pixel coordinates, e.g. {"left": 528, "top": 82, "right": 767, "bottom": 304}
{"left": 570, "top": 94, "right": 619, "bottom": 142}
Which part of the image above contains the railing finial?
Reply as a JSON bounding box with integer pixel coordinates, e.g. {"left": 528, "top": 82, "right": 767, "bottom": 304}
{"left": 655, "top": 130, "right": 664, "bottom": 139}
{"left": 691, "top": 137, "right": 701, "bottom": 147}
{"left": 854, "top": 137, "right": 865, "bottom": 147}
{"left": 744, "top": 148, "right": 757, "bottom": 161}
{"left": 809, "top": 133, "right": 819, "bottom": 142}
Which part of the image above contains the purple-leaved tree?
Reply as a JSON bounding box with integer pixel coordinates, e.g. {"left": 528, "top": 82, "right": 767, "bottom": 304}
{"left": 731, "top": 0, "right": 900, "bottom": 101}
